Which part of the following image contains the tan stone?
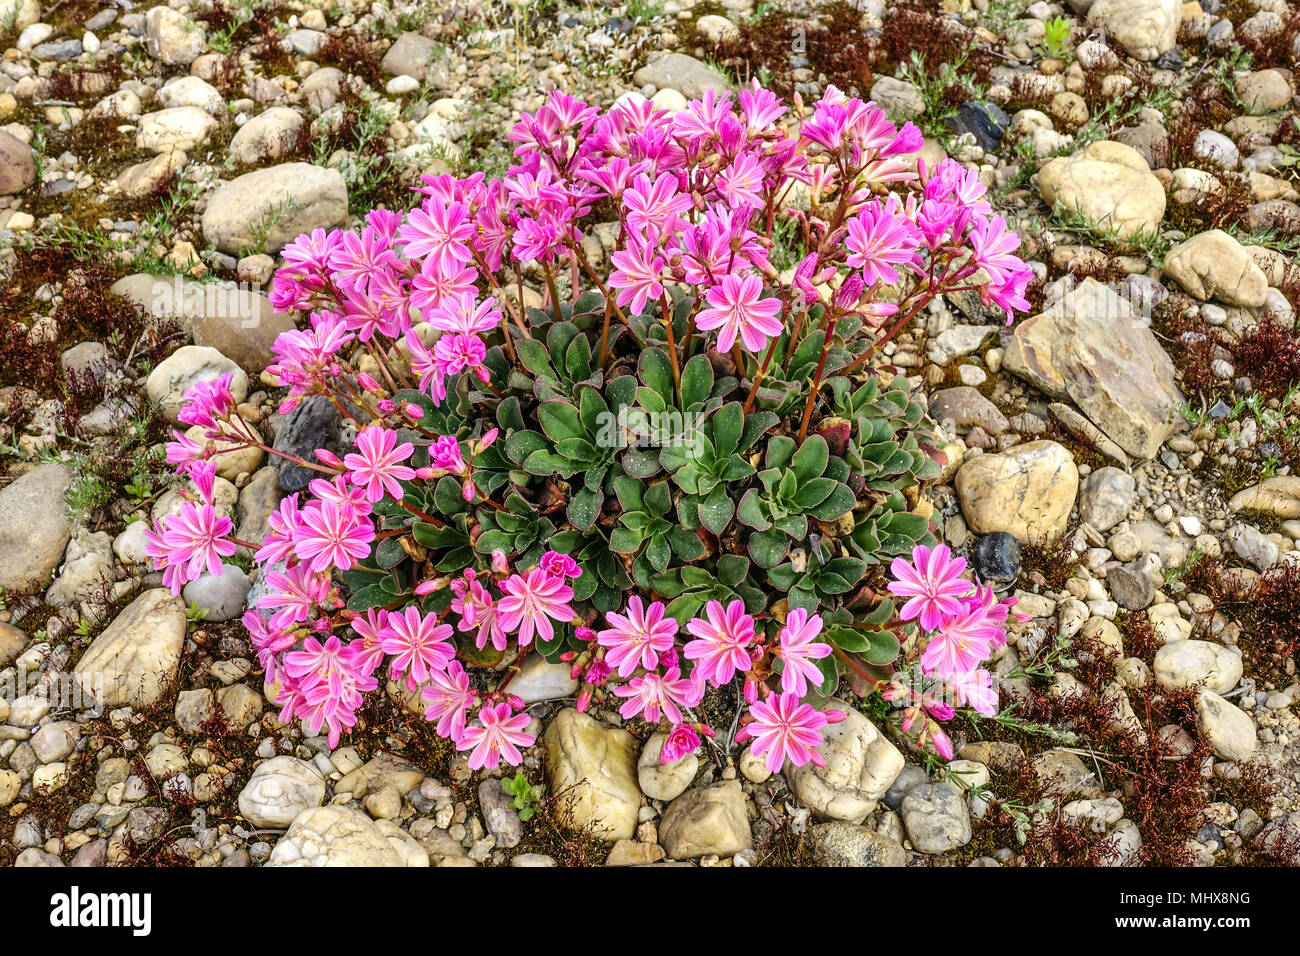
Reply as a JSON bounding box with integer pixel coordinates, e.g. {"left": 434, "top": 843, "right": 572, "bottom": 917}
{"left": 1162, "top": 229, "right": 1269, "bottom": 308}
{"left": 543, "top": 708, "right": 640, "bottom": 842}
{"left": 955, "top": 441, "right": 1079, "bottom": 543}
{"left": 1038, "top": 141, "right": 1165, "bottom": 244}
{"left": 1229, "top": 477, "right": 1300, "bottom": 519}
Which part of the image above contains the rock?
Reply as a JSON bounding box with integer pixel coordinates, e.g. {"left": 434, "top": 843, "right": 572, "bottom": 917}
{"left": 227, "top": 107, "right": 304, "bottom": 165}
{"left": 272, "top": 396, "right": 344, "bottom": 493}
{"left": 659, "top": 780, "right": 752, "bottom": 859}
{"left": 1038, "top": 141, "right": 1165, "bottom": 245}
{"left": 1227, "top": 523, "right": 1280, "bottom": 571}
{"left": 955, "top": 440, "right": 1078, "bottom": 543}
{"left": 1246, "top": 199, "right": 1300, "bottom": 236}
{"left": 883, "top": 763, "right": 929, "bottom": 810}
{"left": 788, "top": 699, "right": 904, "bottom": 823}
{"left": 267, "top": 805, "right": 407, "bottom": 866}
{"left": 182, "top": 564, "right": 249, "bottom": 621}
{"left": 508, "top": 654, "right": 579, "bottom": 704}
{"left": 1193, "top": 129, "right": 1239, "bottom": 170}
{"left": 927, "top": 324, "right": 999, "bottom": 365}
{"left": 1032, "top": 749, "right": 1095, "bottom": 797}
{"left": 201, "top": 163, "right": 348, "bottom": 256}
{"left": 1087, "top": 0, "right": 1180, "bottom": 60}
{"left": 174, "top": 688, "right": 215, "bottom": 734}
{"left": 216, "top": 683, "right": 263, "bottom": 726}
{"left": 694, "top": 14, "right": 740, "bottom": 43}
{"left": 158, "top": 76, "right": 224, "bottom": 114}
{"left": 0, "top": 622, "right": 25, "bottom": 666}
{"left": 0, "top": 463, "right": 76, "bottom": 593}
{"left": 1237, "top": 69, "right": 1293, "bottom": 114}
{"left": 336, "top": 751, "right": 424, "bottom": 798}
{"left": 477, "top": 778, "right": 523, "bottom": 848}
{"left": 637, "top": 732, "right": 698, "bottom": 802}
{"left": 1194, "top": 689, "right": 1256, "bottom": 762}
{"left": 381, "top": 32, "right": 444, "bottom": 80}
{"left": 31, "top": 722, "right": 76, "bottom": 763}
{"left": 1254, "top": 812, "right": 1300, "bottom": 865}
{"left": 1229, "top": 477, "right": 1300, "bottom": 519}
{"left": 869, "top": 76, "right": 925, "bottom": 118}
{"left": 809, "top": 821, "right": 908, "bottom": 866}
{"left": 117, "top": 151, "right": 187, "bottom": 200}
{"left": 46, "top": 530, "right": 114, "bottom": 607}
{"left": 1154, "top": 640, "right": 1243, "bottom": 694}
{"left": 144, "top": 345, "right": 248, "bottom": 422}
{"left": 0, "top": 0, "right": 38, "bottom": 33}
{"left": 900, "top": 782, "right": 972, "bottom": 854}
{"left": 145, "top": 6, "right": 207, "bottom": 65}
{"left": 72, "top": 589, "right": 187, "bottom": 710}
{"left": 136, "top": 107, "right": 217, "bottom": 154}
{"left": 1077, "top": 466, "right": 1136, "bottom": 532}
{"left": 929, "top": 386, "right": 1009, "bottom": 436}
{"left": 606, "top": 839, "right": 665, "bottom": 866}
{"left": 543, "top": 708, "right": 640, "bottom": 842}
{"left": 1004, "top": 278, "right": 1183, "bottom": 459}
{"left": 234, "top": 467, "right": 282, "bottom": 550}
{"left": 1108, "top": 561, "right": 1155, "bottom": 610}
{"left": 633, "top": 53, "right": 730, "bottom": 100}
{"left": 1162, "top": 230, "right": 1269, "bottom": 308}
{"left": 0, "top": 129, "right": 36, "bottom": 195}
{"left": 972, "top": 532, "right": 1021, "bottom": 586}
{"left": 943, "top": 101, "right": 1010, "bottom": 153}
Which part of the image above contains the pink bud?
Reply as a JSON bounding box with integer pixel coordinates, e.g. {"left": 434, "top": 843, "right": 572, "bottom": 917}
{"left": 575, "top": 625, "right": 595, "bottom": 643}
{"left": 376, "top": 399, "right": 396, "bottom": 414}
{"left": 824, "top": 708, "right": 847, "bottom": 724}
{"left": 414, "top": 579, "right": 445, "bottom": 595}
{"left": 461, "top": 480, "right": 477, "bottom": 502}
{"left": 477, "top": 427, "right": 499, "bottom": 452}
{"left": 404, "top": 402, "right": 424, "bottom": 420}
{"left": 576, "top": 686, "right": 593, "bottom": 713}
{"left": 506, "top": 694, "right": 524, "bottom": 711}
{"left": 316, "top": 448, "right": 342, "bottom": 467}
{"left": 357, "top": 372, "right": 381, "bottom": 394}
{"left": 415, "top": 466, "right": 435, "bottom": 479}
{"left": 930, "top": 726, "right": 954, "bottom": 761}
{"left": 743, "top": 677, "right": 757, "bottom": 705}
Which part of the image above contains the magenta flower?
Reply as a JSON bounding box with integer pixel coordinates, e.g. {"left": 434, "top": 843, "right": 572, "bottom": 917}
{"left": 887, "top": 543, "right": 972, "bottom": 631}
{"left": 683, "top": 599, "right": 756, "bottom": 687}
{"left": 949, "top": 667, "right": 999, "bottom": 717}
{"left": 919, "top": 595, "right": 1000, "bottom": 681}
{"left": 608, "top": 241, "right": 665, "bottom": 316}
{"left": 257, "top": 563, "right": 331, "bottom": 632}
{"left": 430, "top": 436, "right": 468, "bottom": 474}
{"left": 775, "top": 607, "right": 833, "bottom": 697}
{"left": 540, "top": 551, "right": 582, "bottom": 579}
{"left": 422, "top": 661, "right": 474, "bottom": 741}
{"left": 661, "top": 723, "right": 702, "bottom": 764}
{"left": 696, "top": 273, "right": 783, "bottom": 354}
{"left": 597, "top": 596, "right": 679, "bottom": 678}
{"left": 146, "top": 501, "right": 237, "bottom": 594}
{"left": 344, "top": 427, "right": 416, "bottom": 502}
{"left": 457, "top": 702, "right": 535, "bottom": 770}
{"left": 450, "top": 576, "right": 507, "bottom": 651}
{"left": 736, "top": 693, "right": 830, "bottom": 774}
{"left": 624, "top": 172, "right": 693, "bottom": 239}
{"left": 844, "top": 204, "right": 922, "bottom": 287}
{"left": 497, "top": 568, "right": 574, "bottom": 647}
{"left": 293, "top": 500, "right": 375, "bottom": 573}
{"left": 612, "top": 666, "right": 701, "bottom": 724}
{"left": 398, "top": 198, "right": 474, "bottom": 273}
{"left": 382, "top": 606, "right": 455, "bottom": 689}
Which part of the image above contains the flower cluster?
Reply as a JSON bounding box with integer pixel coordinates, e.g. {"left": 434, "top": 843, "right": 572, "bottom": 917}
{"left": 143, "top": 82, "right": 1030, "bottom": 774}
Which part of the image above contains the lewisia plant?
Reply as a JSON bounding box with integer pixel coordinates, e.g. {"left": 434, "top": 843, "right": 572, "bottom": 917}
{"left": 145, "top": 83, "right": 1030, "bottom": 770}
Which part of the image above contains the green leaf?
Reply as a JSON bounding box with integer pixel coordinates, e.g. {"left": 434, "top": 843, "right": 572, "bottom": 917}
{"left": 638, "top": 349, "right": 674, "bottom": 405}
{"left": 504, "top": 429, "right": 548, "bottom": 465}
{"left": 809, "top": 483, "right": 855, "bottom": 521}
{"left": 609, "top": 527, "right": 642, "bottom": 554}
{"left": 697, "top": 485, "right": 735, "bottom": 535}
{"left": 567, "top": 485, "right": 602, "bottom": 531}
{"left": 679, "top": 353, "right": 714, "bottom": 409}
{"left": 538, "top": 401, "right": 586, "bottom": 442}
{"left": 791, "top": 434, "right": 829, "bottom": 483}
{"left": 748, "top": 528, "right": 789, "bottom": 568}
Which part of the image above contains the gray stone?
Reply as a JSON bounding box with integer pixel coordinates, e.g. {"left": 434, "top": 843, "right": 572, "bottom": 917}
{"left": 477, "top": 778, "right": 523, "bottom": 849}
{"left": 1078, "top": 466, "right": 1135, "bottom": 532}
{"left": 633, "top": 53, "right": 730, "bottom": 100}
{"left": 183, "top": 563, "right": 249, "bottom": 621}
{"left": 900, "top": 782, "right": 972, "bottom": 854}
{"left": 809, "top": 821, "right": 908, "bottom": 866}
{"left": 201, "top": 163, "right": 348, "bottom": 256}
{"left": 239, "top": 757, "right": 327, "bottom": 829}
{"left": 0, "top": 463, "right": 76, "bottom": 592}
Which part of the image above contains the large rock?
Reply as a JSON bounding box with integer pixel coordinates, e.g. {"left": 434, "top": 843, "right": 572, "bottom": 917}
{"left": 1038, "top": 141, "right": 1165, "bottom": 245}
{"left": 238, "top": 757, "right": 326, "bottom": 828}
{"left": 1162, "top": 230, "right": 1270, "bottom": 308}
{"left": 145, "top": 6, "right": 207, "bottom": 65}
{"left": 1077, "top": 466, "right": 1136, "bottom": 531}
{"left": 900, "top": 781, "right": 972, "bottom": 854}
{"left": 0, "top": 0, "right": 39, "bottom": 33}
{"left": 0, "top": 463, "right": 76, "bottom": 592}
{"left": 543, "top": 708, "right": 640, "bottom": 842}
{"left": 136, "top": 107, "right": 217, "bottom": 154}
{"left": 72, "top": 589, "right": 187, "bottom": 710}
{"left": 381, "top": 32, "right": 445, "bottom": 81}
{"left": 637, "top": 732, "right": 698, "bottom": 802}
{"left": 1087, "top": 0, "right": 1180, "bottom": 60}
{"left": 144, "top": 345, "right": 248, "bottom": 421}
{"left": 1154, "top": 640, "right": 1243, "bottom": 695}
{"left": 201, "top": 163, "right": 348, "bottom": 255}
{"left": 1194, "top": 689, "right": 1256, "bottom": 762}
{"left": 1229, "top": 477, "right": 1300, "bottom": 519}
{"left": 955, "top": 441, "right": 1078, "bottom": 543}
{"left": 809, "top": 821, "right": 908, "bottom": 866}
{"left": 227, "top": 107, "right": 304, "bottom": 165}
{"left": 788, "top": 699, "right": 904, "bottom": 823}
{"left": 0, "top": 129, "right": 36, "bottom": 195}
{"left": 267, "top": 805, "right": 417, "bottom": 866}
{"left": 633, "top": 53, "right": 730, "bottom": 100}
{"left": 1003, "top": 278, "right": 1182, "bottom": 459}
{"left": 659, "top": 780, "right": 752, "bottom": 859}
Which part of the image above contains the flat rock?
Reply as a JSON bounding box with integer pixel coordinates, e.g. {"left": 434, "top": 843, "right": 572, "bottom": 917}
{"left": 267, "top": 805, "right": 409, "bottom": 866}
{"left": 1162, "top": 230, "right": 1269, "bottom": 308}
{"left": 1195, "top": 689, "right": 1257, "bottom": 762}
{"left": 955, "top": 440, "right": 1078, "bottom": 543}
{"left": 201, "top": 162, "right": 348, "bottom": 256}
{"left": 1004, "top": 278, "right": 1182, "bottom": 459}
{"left": 1087, "top": 0, "right": 1180, "bottom": 60}
{"left": 659, "top": 780, "right": 752, "bottom": 859}
{"left": 633, "top": 53, "right": 730, "bottom": 100}
{"left": 543, "top": 708, "right": 640, "bottom": 842}
{"left": 929, "top": 386, "right": 1009, "bottom": 436}
{"left": 788, "top": 698, "right": 903, "bottom": 823}
{"left": 72, "top": 588, "right": 186, "bottom": 710}
{"left": 809, "top": 821, "right": 908, "bottom": 866}
{"left": 1154, "top": 640, "right": 1243, "bottom": 694}
{"left": 1229, "top": 477, "right": 1300, "bottom": 519}
{"left": 0, "top": 463, "right": 76, "bottom": 592}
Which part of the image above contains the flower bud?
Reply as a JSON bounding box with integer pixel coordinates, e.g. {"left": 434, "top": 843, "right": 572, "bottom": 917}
{"left": 575, "top": 685, "right": 593, "bottom": 713}
{"left": 357, "top": 372, "right": 382, "bottom": 394}
{"left": 376, "top": 399, "right": 396, "bottom": 414}
{"left": 491, "top": 550, "right": 509, "bottom": 574}
{"left": 316, "top": 448, "right": 343, "bottom": 468}
{"left": 404, "top": 402, "right": 425, "bottom": 420}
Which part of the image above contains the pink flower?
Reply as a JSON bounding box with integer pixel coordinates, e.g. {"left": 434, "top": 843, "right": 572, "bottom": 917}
{"left": 624, "top": 172, "right": 693, "bottom": 239}
{"left": 949, "top": 668, "right": 999, "bottom": 717}
{"left": 597, "top": 596, "right": 679, "bottom": 678}
{"left": 293, "top": 500, "right": 375, "bottom": 573}
{"left": 696, "top": 273, "right": 783, "bottom": 354}
{"left": 422, "top": 661, "right": 474, "bottom": 741}
{"left": 612, "top": 666, "right": 700, "bottom": 724}
{"left": 683, "top": 599, "right": 755, "bottom": 687}
{"left": 661, "top": 723, "right": 701, "bottom": 764}
{"left": 430, "top": 436, "right": 468, "bottom": 474}
{"left": 774, "top": 607, "right": 833, "bottom": 697}
{"left": 844, "top": 204, "right": 922, "bottom": 287}
{"left": 450, "top": 576, "right": 507, "bottom": 651}
{"left": 919, "top": 591, "right": 1002, "bottom": 681}
{"left": 344, "top": 427, "right": 416, "bottom": 501}
{"left": 146, "top": 501, "right": 237, "bottom": 593}
{"left": 735, "top": 693, "right": 830, "bottom": 774}
{"left": 497, "top": 568, "right": 574, "bottom": 647}
{"left": 540, "top": 551, "right": 582, "bottom": 579}
{"left": 257, "top": 563, "right": 331, "bottom": 632}
{"left": 382, "top": 606, "right": 455, "bottom": 689}
{"left": 887, "top": 543, "right": 972, "bottom": 631}
{"left": 608, "top": 241, "right": 665, "bottom": 316}
{"left": 457, "top": 702, "right": 535, "bottom": 770}
{"left": 398, "top": 198, "right": 474, "bottom": 273}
